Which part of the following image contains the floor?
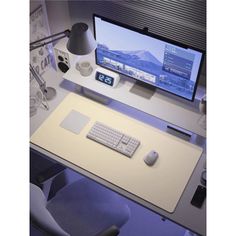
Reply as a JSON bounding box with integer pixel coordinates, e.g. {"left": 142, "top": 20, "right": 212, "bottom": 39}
{"left": 30, "top": 153, "right": 187, "bottom": 236}
{"left": 119, "top": 197, "right": 185, "bottom": 236}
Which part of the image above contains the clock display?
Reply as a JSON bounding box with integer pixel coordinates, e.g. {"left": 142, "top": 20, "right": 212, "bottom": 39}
{"left": 95, "top": 71, "right": 114, "bottom": 86}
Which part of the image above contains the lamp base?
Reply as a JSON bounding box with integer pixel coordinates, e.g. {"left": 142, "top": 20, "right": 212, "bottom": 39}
{"left": 44, "top": 87, "right": 56, "bottom": 101}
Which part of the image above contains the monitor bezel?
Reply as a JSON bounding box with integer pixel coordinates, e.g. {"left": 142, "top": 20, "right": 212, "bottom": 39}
{"left": 93, "top": 14, "right": 205, "bottom": 102}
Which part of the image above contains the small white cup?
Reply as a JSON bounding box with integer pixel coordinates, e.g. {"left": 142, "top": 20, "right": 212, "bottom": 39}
{"left": 76, "top": 61, "right": 93, "bottom": 76}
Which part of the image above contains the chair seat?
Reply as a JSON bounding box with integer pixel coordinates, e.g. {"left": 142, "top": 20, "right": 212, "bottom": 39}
{"left": 47, "top": 177, "right": 130, "bottom": 236}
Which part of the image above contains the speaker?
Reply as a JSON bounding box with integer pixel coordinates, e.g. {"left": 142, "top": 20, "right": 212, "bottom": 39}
{"left": 53, "top": 38, "right": 78, "bottom": 73}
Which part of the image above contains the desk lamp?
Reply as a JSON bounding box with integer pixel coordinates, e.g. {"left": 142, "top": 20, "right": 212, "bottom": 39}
{"left": 30, "top": 23, "right": 97, "bottom": 100}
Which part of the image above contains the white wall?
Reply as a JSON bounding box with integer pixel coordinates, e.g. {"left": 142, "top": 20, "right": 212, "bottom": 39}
{"left": 45, "top": 0, "right": 71, "bottom": 35}
{"left": 30, "top": 0, "right": 43, "bottom": 13}
{"left": 30, "top": 0, "right": 71, "bottom": 35}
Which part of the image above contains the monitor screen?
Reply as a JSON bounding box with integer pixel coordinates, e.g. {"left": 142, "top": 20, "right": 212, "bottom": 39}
{"left": 94, "top": 15, "right": 204, "bottom": 101}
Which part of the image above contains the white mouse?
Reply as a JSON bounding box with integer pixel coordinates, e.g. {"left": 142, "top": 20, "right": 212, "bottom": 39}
{"left": 144, "top": 150, "right": 159, "bottom": 166}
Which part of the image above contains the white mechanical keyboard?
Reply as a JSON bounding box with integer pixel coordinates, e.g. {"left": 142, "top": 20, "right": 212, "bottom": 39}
{"left": 86, "top": 121, "right": 140, "bottom": 157}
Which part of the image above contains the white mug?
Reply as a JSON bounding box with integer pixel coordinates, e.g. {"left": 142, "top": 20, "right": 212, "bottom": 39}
{"left": 76, "top": 61, "right": 93, "bottom": 76}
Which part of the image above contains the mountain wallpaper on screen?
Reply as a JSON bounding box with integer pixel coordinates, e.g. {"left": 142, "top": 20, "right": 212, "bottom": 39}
{"left": 96, "top": 44, "right": 195, "bottom": 99}
{"left": 97, "top": 44, "right": 162, "bottom": 75}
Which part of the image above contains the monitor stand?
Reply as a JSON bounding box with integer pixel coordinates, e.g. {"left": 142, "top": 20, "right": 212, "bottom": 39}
{"left": 129, "top": 80, "right": 156, "bottom": 99}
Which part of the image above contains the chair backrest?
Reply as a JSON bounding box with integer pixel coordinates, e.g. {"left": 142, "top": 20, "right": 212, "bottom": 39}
{"left": 30, "top": 183, "right": 69, "bottom": 236}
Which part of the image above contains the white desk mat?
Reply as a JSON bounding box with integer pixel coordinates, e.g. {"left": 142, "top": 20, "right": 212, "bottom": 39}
{"left": 31, "top": 93, "right": 203, "bottom": 213}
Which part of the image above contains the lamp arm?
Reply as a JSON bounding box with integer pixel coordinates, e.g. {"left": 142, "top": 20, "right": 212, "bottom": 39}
{"left": 29, "top": 29, "right": 71, "bottom": 101}
{"left": 30, "top": 29, "right": 70, "bottom": 51}
{"left": 30, "top": 28, "right": 71, "bottom": 89}
{"left": 30, "top": 64, "right": 46, "bottom": 92}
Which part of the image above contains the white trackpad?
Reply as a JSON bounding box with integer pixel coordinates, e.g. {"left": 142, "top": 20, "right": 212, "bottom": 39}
{"left": 60, "top": 110, "right": 90, "bottom": 134}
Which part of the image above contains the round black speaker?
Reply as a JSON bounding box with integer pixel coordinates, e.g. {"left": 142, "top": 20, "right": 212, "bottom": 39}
{"left": 58, "top": 62, "right": 69, "bottom": 73}
{"left": 58, "top": 55, "right": 64, "bottom": 62}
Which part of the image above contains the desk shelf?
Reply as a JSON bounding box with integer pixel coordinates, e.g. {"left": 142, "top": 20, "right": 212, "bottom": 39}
{"left": 63, "top": 55, "right": 206, "bottom": 137}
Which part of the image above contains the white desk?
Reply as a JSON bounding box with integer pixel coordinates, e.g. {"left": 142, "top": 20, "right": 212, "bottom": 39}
{"left": 31, "top": 92, "right": 203, "bottom": 213}
{"left": 63, "top": 53, "right": 206, "bottom": 137}
{"left": 30, "top": 67, "right": 206, "bottom": 236}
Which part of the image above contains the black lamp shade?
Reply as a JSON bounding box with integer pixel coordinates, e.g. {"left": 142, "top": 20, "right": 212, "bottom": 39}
{"left": 67, "top": 23, "right": 97, "bottom": 55}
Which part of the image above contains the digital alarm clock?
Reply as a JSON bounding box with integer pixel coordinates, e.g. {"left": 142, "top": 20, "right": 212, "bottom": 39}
{"left": 95, "top": 67, "right": 120, "bottom": 88}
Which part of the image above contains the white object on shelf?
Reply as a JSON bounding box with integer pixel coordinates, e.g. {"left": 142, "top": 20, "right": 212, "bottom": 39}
{"left": 76, "top": 61, "right": 93, "bottom": 76}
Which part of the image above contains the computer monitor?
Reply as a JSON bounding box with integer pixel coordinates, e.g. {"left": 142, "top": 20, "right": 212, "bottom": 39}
{"left": 93, "top": 14, "right": 204, "bottom": 101}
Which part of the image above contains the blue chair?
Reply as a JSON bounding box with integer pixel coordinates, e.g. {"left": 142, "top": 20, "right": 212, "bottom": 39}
{"left": 30, "top": 172, "right": 130, "bottom": 236}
